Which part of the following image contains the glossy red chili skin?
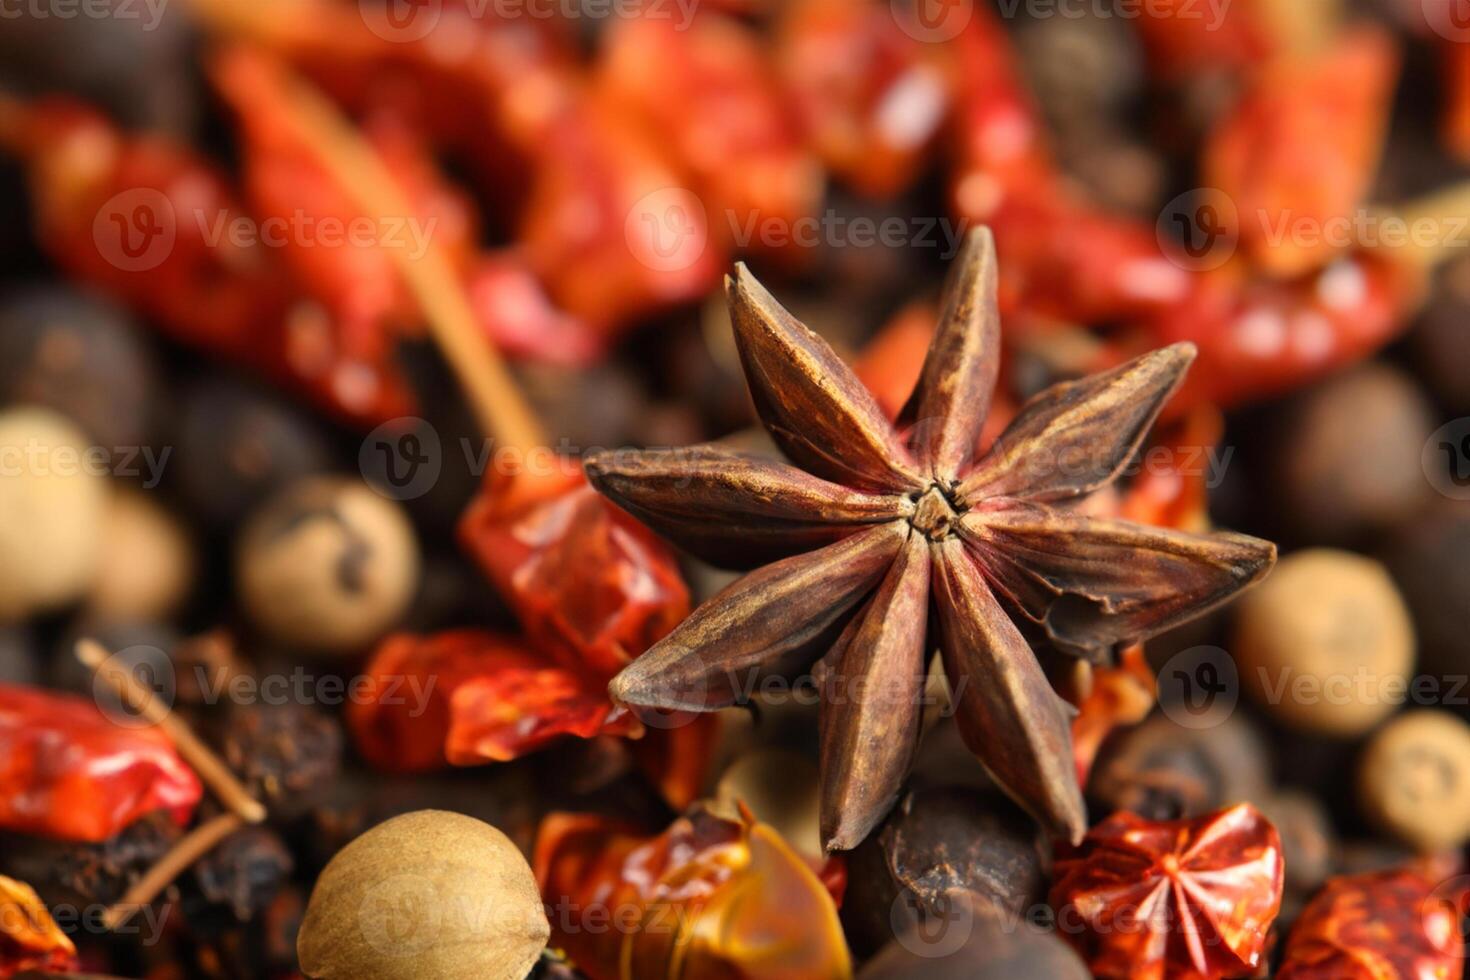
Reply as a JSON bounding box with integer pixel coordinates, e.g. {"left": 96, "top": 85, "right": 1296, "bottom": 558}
{"left": 1129, "top": 0, "right": 1270, "bottom": 79}
{"left": 1154, "top": 251, "right": 1422, "bottom": 410}
{"left": 458, "top": 471, "right": 690, "bottom": 683}
{"left": 1051, "top": 803, "right": 1284, "bottom": 980}
{"left": 0, "top": 685, "right": 201, "bottom": 843}
{"left": 1203, "top": 27, "right": 1399, "bottom": 280}
{"left": 346, "top": 629, "right": 636, "bottom": 773}
{"left": 600, "top": 9, "right": 820, "bottom": 263}
{"left": 776, "top": 0, "right": 950, "bottom": 199}
{"left": 1276, "top": 869, "right": 1464, "bottom": 980}
{"left": 14, "top": 97, "right": 416, "bottom": 428}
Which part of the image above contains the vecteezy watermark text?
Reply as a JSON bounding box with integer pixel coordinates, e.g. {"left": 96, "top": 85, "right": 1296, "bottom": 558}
{"left": 0, "top": 0, "right": 170, "bottom": 30}
{"left": 0, "top": 439, "right": 171, "bottom": 488}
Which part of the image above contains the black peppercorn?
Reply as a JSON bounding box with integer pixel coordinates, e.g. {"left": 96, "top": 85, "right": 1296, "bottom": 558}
{"left": 1088, "top": 712, "right": 1270, "bottom": 821}
{"left": 0, "top": 287, "right": 158, "bottom": 452}
{"left": 1264, "top": 364, "right": 1435, "bottom": 544}
{"left": 174, "top": 379, "right": 331, "bottom": 529}
{"left": 858, "top": 897, "right": 1089, "bottom": 980}
{"left": 1382, "top": 502, "right": 1470, "bottom": 688}
{"left": 0, "top": 811, "right": 180, "bottom": 908}
{"left": 208, "top": 701, "right": 344, "bottom": 822}
{"left": 842, "top": 788, "right": 1047, "bottom": 959}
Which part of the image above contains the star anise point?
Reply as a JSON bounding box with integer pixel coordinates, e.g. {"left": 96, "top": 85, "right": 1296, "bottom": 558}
{"left": 591, "top": 229, "right": 1276, "bottom": 850}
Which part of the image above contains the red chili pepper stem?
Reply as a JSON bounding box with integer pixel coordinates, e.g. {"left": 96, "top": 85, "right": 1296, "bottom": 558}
{"left": 101, "top": 811, "right": 245, "bottom": 929}
{"left": 76, "top": 639, "right": 267, "bottom": 825}
{"left": 242, "top": 55, "right": 548, "bottom": 456}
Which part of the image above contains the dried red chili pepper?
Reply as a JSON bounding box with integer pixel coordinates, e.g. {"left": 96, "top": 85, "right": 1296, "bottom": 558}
{"left": 945, "top": 4, "right": 1056, "bottom": 222}
{"left": 213, "top": 47, "right": 477, "bottom": 334}
{"left": 1276, "top": 868, "right": 1464, "bottom": 979}
{"left": 1444, "top": 37, "right": 1470, "bottom": 163}
{"left": 458, "top": 466, "right": 690, "bottom": 683}
{"left": 776, "top": 0, "right": 950, "bottom": 199}
{"left": 465, "top": 251, "right": 602, "bottom": 366}
{"left": 0, "top": 684, "right": 201, "bottom": 843}
{"left": 1118, "top": 405, "right": 1224, "bottom": 530}
{"left": 1070, "top": 645, "right": 1157, "bottom": 788}
{"left": 0, "top": 94, "right": 418, "bottom": 427}
{"left": 599, "top": 9, "right": 821, "bottom": 261}
{"left": 0, "top": 874, "right": 78, "bottom": 978}
{"left": 943, "top": 10, "right": 1191, "bottom": 326}
{"left": 1152, "top": 251, "right": 1425, "bottom": 409}
{"left": 1203, "top": 27, "right": 1399, "bottom": 279}
{"left": 984, "top": 194, "right": 1194, "bottom": 326}
{"left": 534, "top": 805, "right": 851, "bottom": 980}
{"left": 346, "top": 629, "right": 638, "bottom": 773}
{"left": 1129, "top": 0, "right": 1271, "bottom": 79}
{"left": 519, "top": 96, "right": 727, "bottom": 339}
{"left": 1050, "top": 802, "right": 1285, "bottom": 980}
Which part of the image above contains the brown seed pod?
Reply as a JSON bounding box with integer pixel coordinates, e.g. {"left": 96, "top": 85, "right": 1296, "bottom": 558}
{"left": 1382, "top": 502, "right": 1470, "bottom": 688}
{"left": 236, "top": 476, "right": 419, "bottom": 655}
{"left": 1358, "top": 709, "right": 1470, "bottom": 853}
{"left": 842, "top": 787, "right": 1048, "bottom": 959}
{"left": 858, "top": 897, "right": 1090, "bottom": 980}
{"left": 1088, "top": 712, "right": 1270, "bottom": 822}
{"left": 1265, "top": 365, "right": 1435, "bottom": 544}
{"left": 1234, "top": 549, "right": 1414, "bottom": 736}
{"left": 297, "top": 810, "right": 549, "bottom": 980}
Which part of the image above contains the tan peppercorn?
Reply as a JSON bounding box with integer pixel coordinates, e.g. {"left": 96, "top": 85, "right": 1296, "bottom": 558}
{"left": 298, "top": 810, "right": 549, "bottom": 980}
{"left": 236, "top": 476, "right": 418, "bottom": 654}
{"left": 1234, "top": 549, "right": 1414, "bottom": 736}
{"left": 88, "top": 489, "right": 194, "bottom": 621}
{"left": 1358, "top": 710, "right": 1470, "bottom": 854}
{"left": 0, "top": 406, "right": 108, "bottom": 622}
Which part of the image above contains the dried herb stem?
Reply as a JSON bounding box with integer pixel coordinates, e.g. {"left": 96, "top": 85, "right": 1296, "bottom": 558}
{"left": 75, "top": 638, "right": 267, "bottom": 825}
{"left": 102, "top": 812, "right": 244, "bottom": 929}
{"left": 247, "top": 57, "right": 547, "bottom": 454}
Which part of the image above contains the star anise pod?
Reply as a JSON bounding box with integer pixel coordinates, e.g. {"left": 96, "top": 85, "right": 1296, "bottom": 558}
{"left": 585, "top": 229, "right": 1275, "bottom": 850}
{"left": 1049, "top": 803, "right": 1285, "bottom": 980}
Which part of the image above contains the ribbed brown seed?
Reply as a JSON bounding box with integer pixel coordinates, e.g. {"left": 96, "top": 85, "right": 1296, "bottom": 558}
{"left": 959, "top": 343, "right": 1196, "bottom": 503}
{"left": 818, "top": 532, "right": 931, "bottom": 852}
{"left": 931, "top": 538, "right": 1087, "bottom": 843}
{"left": 727, "top": 266, "right": 924, "bottom": 494}
{"left": 583, "top": 445, "right": 904, "bottom": 570}
{"left": 961, "top": 506, "right": 1276, "bottom": 660}
{"left": 608, "top": 522, "right": 907, "bottom": 714}
{"left": 897, "top": 227, "right": 1001, "bottom": 479}
{"left": 593, "top": 228, "right": 1276, "bottom": 852}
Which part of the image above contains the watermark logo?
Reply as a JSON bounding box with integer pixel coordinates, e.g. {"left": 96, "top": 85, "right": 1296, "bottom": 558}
{"left": 93, "top": 188, "right": 176, "bottom": 272}
{"left": 625, "top": 187, "right": 709, "bottom": 274}
{"left": 1425, "top": 418, "right": 1470, "bottom": 501}
{"left": 358, "top": 873, "right": 444, "bottom": 956}
{"left": 360, "top": 0, "right": 441, "bottom": 41}
{"left": 93, "top": 644, "right": 175, "bottom": 728}
{"left": 891, "top": 879, "right": 976, "bottom": 959}
{"left": 892, "top": 0, "right": 972, "bottom": 42}
{"left": 360, "top": 417, "right": 443, "bottom": 501}
{"left": 1157, "top": 188, "right": 1238, "bottom": 272}
{"left": 1423, "top": 0, "right": 1470, "bottom": 42}
{"left": 1157, "top": 645, "right": 1238, "bottom": 729}
{"left": 1428, "top": 874, "right": 1470, "bottom": 960}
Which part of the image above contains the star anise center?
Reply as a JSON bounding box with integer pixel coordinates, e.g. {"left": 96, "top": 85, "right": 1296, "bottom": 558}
{"left": 908, "top": 484, "right": 965, "bottom": 541}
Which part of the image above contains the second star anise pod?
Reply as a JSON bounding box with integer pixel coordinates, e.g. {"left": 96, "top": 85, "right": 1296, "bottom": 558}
{"left": 586, "top": 229, "right": 1275, "bottom": 850}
